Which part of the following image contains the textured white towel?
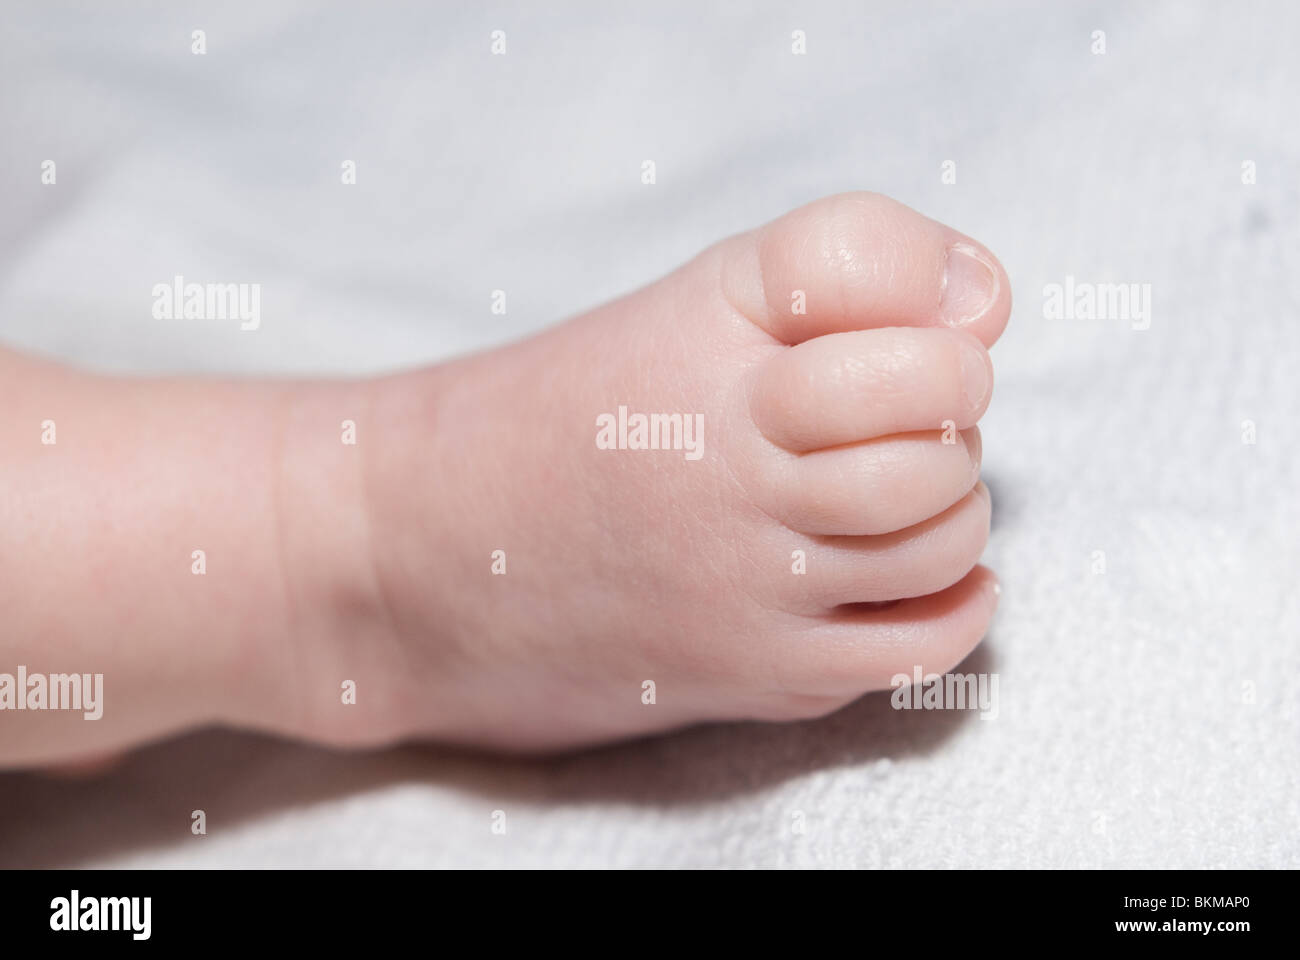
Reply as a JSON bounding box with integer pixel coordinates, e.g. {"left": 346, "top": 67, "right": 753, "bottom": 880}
{"left": 0, "top": 0, "right": 1296, "bottom": 868}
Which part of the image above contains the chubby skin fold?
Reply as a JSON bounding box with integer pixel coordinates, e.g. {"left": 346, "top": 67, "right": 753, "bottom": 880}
{"left": 0, "top": 191, "right": 1011, "bottom": 767}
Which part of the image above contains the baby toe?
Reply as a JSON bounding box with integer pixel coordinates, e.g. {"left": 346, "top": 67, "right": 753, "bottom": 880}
{"left": 783, "top": 565, "right": 1001, "bottom": 699}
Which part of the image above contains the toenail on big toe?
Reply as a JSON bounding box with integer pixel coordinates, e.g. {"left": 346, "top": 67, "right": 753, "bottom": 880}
{"left": 940, "top": 243, "right": 999, "bottom": 327}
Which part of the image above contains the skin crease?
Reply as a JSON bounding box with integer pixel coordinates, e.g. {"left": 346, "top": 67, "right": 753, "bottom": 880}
{"left": 0, "top": 192, "right": 1010, "bottom": 768}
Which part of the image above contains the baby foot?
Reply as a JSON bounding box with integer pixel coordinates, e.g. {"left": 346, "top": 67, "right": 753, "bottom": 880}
{"left": 275, "top": 192, "right": 1012, "bottom": 752}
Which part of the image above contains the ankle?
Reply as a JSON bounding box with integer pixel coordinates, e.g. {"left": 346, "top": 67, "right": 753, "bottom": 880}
{"left": 252, "top": 377, "right": 405, "bottom": 742}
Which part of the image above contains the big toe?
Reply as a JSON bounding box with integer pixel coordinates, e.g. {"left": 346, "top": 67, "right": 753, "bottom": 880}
{"left": 717, "top": 191, "right": 1011, "bottom": 349}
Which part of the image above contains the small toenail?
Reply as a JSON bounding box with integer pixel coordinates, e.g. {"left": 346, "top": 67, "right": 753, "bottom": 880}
{"left": 939, "top": 243, "right": 999, "bottom": 327}
{"left": 958, "top": 340, "right": 991, "bottom": 410}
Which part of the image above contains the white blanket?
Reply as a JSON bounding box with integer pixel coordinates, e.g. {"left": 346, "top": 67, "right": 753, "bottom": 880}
{"left": 1, "top": 0, "right": 1296, "bottom": 868}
